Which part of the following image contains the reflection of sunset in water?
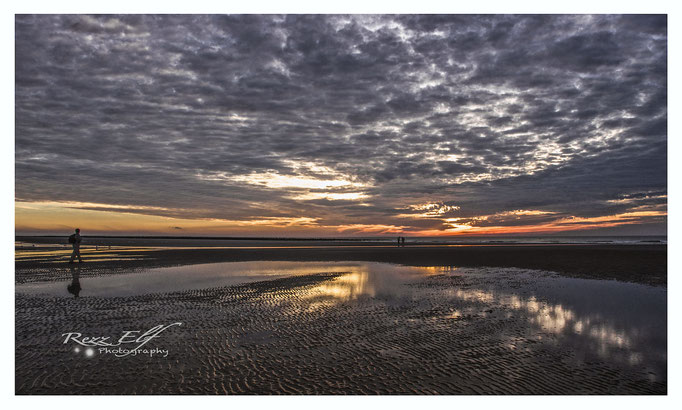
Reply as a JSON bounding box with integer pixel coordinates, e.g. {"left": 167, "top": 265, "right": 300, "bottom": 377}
{"left": 313, "top": 271, "right": 371, "bottom": 300}
{"left": 417, "top": 266, "right": 459, "bottom": 276}
{"left": 255, "top": 263, "right": 662, "bottom": 375}
{"left": 297, "top": 268, "right": 375, "bottom": 312}
{"left": 16, "top": 260, "right": 665, "bottom": 382}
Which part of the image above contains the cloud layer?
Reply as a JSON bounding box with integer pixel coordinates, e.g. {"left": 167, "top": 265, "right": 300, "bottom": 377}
{"left": 15, "top": 15, "right": 667, "bottom": 235}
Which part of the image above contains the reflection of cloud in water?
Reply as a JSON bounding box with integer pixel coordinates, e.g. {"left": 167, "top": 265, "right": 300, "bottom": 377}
{"left": 446, "top": 279, "right": 655, "bottom": 373}
{"left": 257, "top": 263, "right": 660, "bottom": 374}
{"left": 16, "top": 259, "right": 664, "bottom": 381}
{"left": 281, "top": 264, "right": 663, "bottom": 381}
{"left": 311, "top": 270, "right": 371, "bottom": 301}
{"left": 296, "top": 264, "right": 426, "bottom": 311}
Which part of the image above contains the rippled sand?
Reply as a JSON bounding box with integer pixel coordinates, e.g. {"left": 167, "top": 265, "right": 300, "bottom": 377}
{"left": 15, "top": 266, "right": 666, "bottom": 394}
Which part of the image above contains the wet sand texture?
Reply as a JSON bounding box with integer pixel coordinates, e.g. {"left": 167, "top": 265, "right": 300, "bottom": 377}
{"left": 16, "top": 269, "right": 665, "bottom": 394}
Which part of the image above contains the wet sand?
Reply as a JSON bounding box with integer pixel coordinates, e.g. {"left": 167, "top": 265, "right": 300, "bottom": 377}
{"left": 15, "top": 243, "right": 667, "bottom": 394}
{"left": 16, "top": 243, "right": 667, "bottom": 286}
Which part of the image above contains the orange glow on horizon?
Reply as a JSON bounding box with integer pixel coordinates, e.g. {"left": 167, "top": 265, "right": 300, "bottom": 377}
{"left": 415, "top": 209, "right": 667, "bottom": 237}
{"left": 15, "top": 199, "right": 666, "bottom": 237}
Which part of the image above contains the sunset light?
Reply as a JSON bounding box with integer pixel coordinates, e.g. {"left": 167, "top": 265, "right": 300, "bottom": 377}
{"left": 15, "top": 14, "right": 666, "bottom": 237}
{"left": 14, "top": 13, "right": 668, "bottom": 397}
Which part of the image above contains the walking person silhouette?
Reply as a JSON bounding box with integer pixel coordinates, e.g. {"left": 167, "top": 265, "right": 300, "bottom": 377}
{"left": 68, "top": 228, "right": 83, "bottom": 263}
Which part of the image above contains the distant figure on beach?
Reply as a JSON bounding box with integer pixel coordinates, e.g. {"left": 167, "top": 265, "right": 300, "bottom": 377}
{"left": 67, "top": 266, "right": 81, "bottom": 298}
{"left": 68, "top": 228, "right": 83, "bottom": 263}
{"left": 397, "top": 236, "right": 401, "bottom": 246}
{"left": 401, "top": 236, "right": 406, "bottom": 246}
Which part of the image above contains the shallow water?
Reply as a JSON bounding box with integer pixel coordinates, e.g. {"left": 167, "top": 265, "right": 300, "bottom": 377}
{"left": 15, "top": 261, "right": 667, "bottom": 389}
{"left": 443, "top": 267, "right": 667, "bottom": 382}
{"left": 15, "top": 261, "right": 424, "bottom": 297}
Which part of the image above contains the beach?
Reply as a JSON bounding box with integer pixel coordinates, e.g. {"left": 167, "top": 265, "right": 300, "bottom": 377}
{"left": 16, "top": 237, "right": 667, "bottom": 286}
{"left": 14, "top": 12, "right": 670, "bottom": 399}
{"left": 15, "top": 239, "right": 667, "bottom": 394}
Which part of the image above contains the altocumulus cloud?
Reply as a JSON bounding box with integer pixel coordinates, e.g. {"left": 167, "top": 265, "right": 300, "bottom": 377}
{"left": 15, "top": 15, "right": 667, "bottom": 235}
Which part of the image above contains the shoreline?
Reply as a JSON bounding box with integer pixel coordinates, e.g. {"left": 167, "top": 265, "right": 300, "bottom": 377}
{"left": 16, "top": 243, "right": 667, "bottom": 286}
{"left": 16, "top": 235, "right": 667, "bottom": 247}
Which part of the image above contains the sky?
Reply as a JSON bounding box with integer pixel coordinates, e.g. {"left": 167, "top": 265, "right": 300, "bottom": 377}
{"left": 15, "top": 14, "right": 667, "bottom": 237}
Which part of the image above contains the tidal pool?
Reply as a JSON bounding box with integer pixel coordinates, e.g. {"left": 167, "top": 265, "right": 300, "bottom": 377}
{"left": 15, "top": 261, "right": 424, "bottom": 298}
{"left": 15, "top": 261, "right": 666, "bottom": 389}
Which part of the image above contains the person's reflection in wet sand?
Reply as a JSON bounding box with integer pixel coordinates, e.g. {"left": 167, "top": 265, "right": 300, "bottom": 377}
{"left": 67, "top": 266, "right": 81, "bottom": 298}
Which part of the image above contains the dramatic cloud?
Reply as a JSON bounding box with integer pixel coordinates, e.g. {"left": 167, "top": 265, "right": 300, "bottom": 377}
{"left": 15, "top": 15, "right": 667, "bottom": 235}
